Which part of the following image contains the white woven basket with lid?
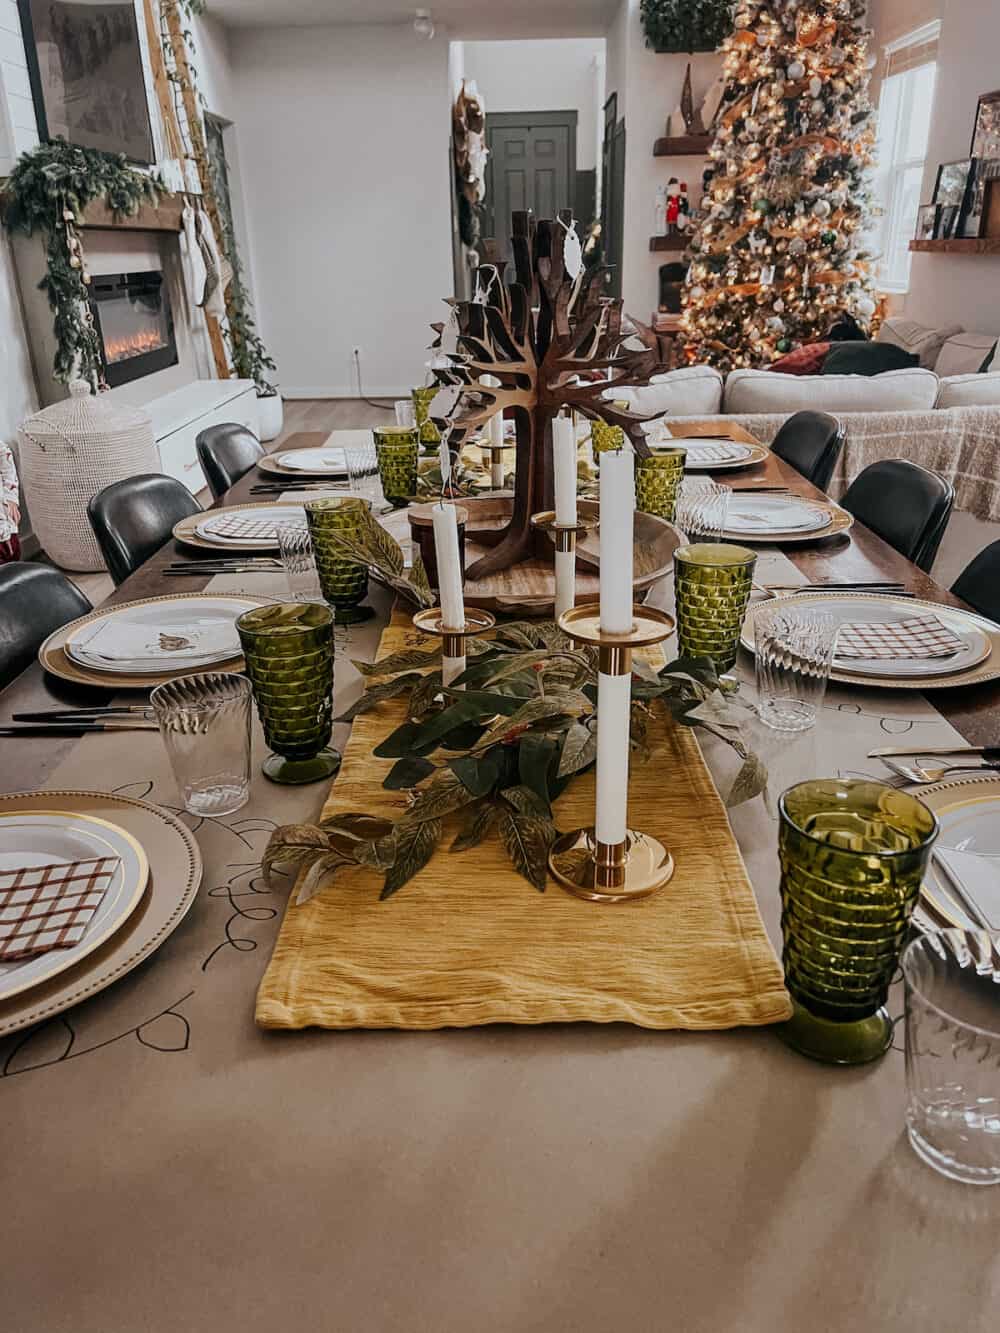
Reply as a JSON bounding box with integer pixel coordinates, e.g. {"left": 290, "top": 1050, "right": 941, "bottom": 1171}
{"left": 18, "top": 380, "right": 160, "bottom": 571}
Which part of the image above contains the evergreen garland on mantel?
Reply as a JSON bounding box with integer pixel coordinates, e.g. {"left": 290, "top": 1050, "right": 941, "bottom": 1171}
{"left": 3, "top": 139, "right": 163, "bottom": 386}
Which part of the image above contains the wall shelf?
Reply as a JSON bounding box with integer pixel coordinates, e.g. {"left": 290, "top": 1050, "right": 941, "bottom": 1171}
{"left": 649, "top": 234, "right": 687, "bottom": 252}
{"left": 909, "top": 237, "right": 1000, "bottom": 255}
{"left": 653, "top": 134, "right": 713, "bottom": 157}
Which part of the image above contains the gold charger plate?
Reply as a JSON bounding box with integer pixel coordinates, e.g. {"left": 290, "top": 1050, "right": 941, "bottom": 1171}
{"left": 913, "top": 775, "right": 1000, "bottom": 927}
{"left": 173, "top": 501, "right": 305, "bottom": 552}
{"left": 0, "top": 809, "right": 148, "bottom": 1001}
{"left": 740, "top": 592, "right": 1000, "bottom": 691}
{"left": 39, "top": 593, "right": 266, "bottom": 690}
{"left": 0, "top": 790, "right": 202, "bottom": 1037}
{"left": 721, "top": 498, "right": 853, "bottom": 545}
{"left": 677, "top": 441, "right": 771, "bottom": 472}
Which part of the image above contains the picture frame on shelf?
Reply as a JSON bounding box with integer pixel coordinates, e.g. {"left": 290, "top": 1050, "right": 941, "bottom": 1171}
{"left": 970, "top": 90, "right": 1000, "bottom": 160}
{"left": 914, "top": 204, "right": 939, "bottom": 241}
{"left": 958, "top": 162, "right": 987, "bottom": 239}
{"left": 933, "top": 159, "right": 976, "bottom": 210}
{"left": 935, "top": 204, "right": 960, "bottom": 240}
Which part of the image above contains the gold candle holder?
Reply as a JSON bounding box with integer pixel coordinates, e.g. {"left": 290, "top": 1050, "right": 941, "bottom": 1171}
{"left": 412, "top": 607, "right": 496, "bottom": 687}
{"left": 531, "top": 510, "right": 591, "bottom": 621}
{"left": 480, "top": 440, "right": 509, "bottom": 490}
{"left": 548, "top": 604, "right": 676, "bottom": 903}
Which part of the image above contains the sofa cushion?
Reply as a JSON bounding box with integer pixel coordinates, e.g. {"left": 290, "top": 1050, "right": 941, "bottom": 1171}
{"left": 769, "top": 342, "right": 831, "bottom": 375}
{"left": 877, "top": 317, "right": 963, "bottom": 369}
{"left": 936, "top": 373, "right": 1000, "bottom": 409}
{"left": 605, "top": 365, "right": 723, "bottom": 417}
{"left": 822, "top": 341, "right": 919, "bottom": 376}
{"left": 723, "top": 367, "right": 939, "bottom": 415}
{"left": 934, "top": 332, "right": 998, "bottom": 377}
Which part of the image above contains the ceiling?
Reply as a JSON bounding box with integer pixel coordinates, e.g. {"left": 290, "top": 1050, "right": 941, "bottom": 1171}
{"left": 206, "top": 0, "right": 617, "bottom": 38}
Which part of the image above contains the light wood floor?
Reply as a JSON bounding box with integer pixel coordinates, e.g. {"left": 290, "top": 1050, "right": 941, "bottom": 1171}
{"left": 64, "top": 399, "right": 387, "bottom": 608}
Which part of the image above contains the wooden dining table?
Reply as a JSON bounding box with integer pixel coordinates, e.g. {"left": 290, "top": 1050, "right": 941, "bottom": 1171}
{"left": 3, "top": 422, "right": 999, "bottom": 1333}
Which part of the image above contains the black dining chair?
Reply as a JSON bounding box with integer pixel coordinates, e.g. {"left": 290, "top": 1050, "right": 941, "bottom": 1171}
{"left": 0, "top": 562, "right": 92, "bottom": 690}
{"left": 196, "top": 423, "right": 264, "bottom": 500}
{"left": 88, "top": 474, "right": 201, "bottom": 586}
{"left": 952, "top": 540, "right": 1000, "bottom": 623}
{"left": 769, "top": 411, "right": 844, "bottom": 492}
{"left": 840, "top": 460, "right": 955, "bottom": 574}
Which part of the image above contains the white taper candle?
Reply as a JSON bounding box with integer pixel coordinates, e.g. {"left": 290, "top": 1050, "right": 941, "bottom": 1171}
{"left": 490, "top": 452, "right": 504, "bottom": 489}
{"left": 552, "top": 415, "right": 577, "bottom": 527}
{"left": 595, "top": 672, "right": 630, "bottom": 846}
{"left": 598, "top": 447, "right": 635, "bottom": 635}
{"left": 432, "top": 501, "right": 465, "bottom": 629}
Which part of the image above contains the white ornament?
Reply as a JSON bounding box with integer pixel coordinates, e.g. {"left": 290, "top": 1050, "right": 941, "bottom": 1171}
{"left": 809, "top": 76, "right": 823, "bottom": 98}
{"left": 855, "top": 296, "right": 876, "bottom": 317}
{"left": 690, "top": 286, "right": 705, "bottom": 300}
{"left": 787, "top": 60, "right": 805, "bottom": 81}
{"left": 812, "top": 199, "right": 832, "bottom": 219}
{"left": 811, "top": 99, "right": 825, "bottom": 114}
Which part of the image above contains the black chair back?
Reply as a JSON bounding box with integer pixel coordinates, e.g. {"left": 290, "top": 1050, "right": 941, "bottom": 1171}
{"left": 769, "top": 411, "right": 844, "bottom": 492}
{"left": 88, "top": 474, "right": 200, "bottom": 586}
{"left": 196, "top": 424, "right": 264, "bottom": 500}
{"left": 952, "top": 540, "right": 1000, "bottom": 623}
{"left": 840, "top": 460, "right": 954, "bottom": 574}
{"left": 0, "top": 562, "right": 92, "bottom": 689}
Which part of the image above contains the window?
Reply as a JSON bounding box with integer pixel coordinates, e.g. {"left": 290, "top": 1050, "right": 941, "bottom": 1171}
{"left": 872, "top": 22, "right": 940, "bottom": 293}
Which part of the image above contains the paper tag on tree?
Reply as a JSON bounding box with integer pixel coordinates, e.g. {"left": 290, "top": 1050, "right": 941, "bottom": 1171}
{"left": 562, "top": 221, "right": 583, "bottom": 279}
{"left": 429, "top": 384, "right": 461, "bottom": 420}
{"left": 438, "top": 439, "right": 452, "bottom": 486}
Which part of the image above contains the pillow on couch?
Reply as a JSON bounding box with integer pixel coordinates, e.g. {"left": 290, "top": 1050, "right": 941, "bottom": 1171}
{"left": 934, "top": 332, "right": 998, "bottom": 377}
{"left": 877, "top": 317, "right": 963, "bottom": 369}
{"left": 822, "top": 342, "right": 918, "bottom": 375}
{"left": 936, "top": 373, "right": 1000, "bottom": 409}
{"left": 769, "top": 342, "right": 831, "bottom": 375}
{"left": 723, "top": 367, "right": 939, "bottom": 415}
{"left": 604, "top": 365, "right": 723, "bottom": 417}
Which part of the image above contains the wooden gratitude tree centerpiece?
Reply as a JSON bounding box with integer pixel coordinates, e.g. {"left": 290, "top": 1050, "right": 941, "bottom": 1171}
{"left": 429, "top": 209, "right": 673, "bottom": 591}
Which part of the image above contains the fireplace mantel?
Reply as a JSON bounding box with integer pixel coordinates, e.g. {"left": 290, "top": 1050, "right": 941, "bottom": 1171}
{"left": 79, "top": 195, "right": 184, "bottom": 233}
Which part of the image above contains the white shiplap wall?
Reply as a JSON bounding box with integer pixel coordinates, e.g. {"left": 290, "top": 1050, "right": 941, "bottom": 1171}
{"left": 0, "top": 0, "right": 39, "bottom": 174}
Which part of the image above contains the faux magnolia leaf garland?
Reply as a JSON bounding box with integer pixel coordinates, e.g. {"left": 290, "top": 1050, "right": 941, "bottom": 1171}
{"left": 264, "top": 620, "right": 767, "bottom": 903}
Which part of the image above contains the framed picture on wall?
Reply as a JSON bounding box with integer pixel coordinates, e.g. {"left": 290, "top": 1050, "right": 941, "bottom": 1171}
{"left": 933, "top": 159, "right": 976, "bottom": 210}
{"left": 971, "top": 90, "right": 1000, "bottom": 160}
{"left": 17, "top": 0, "right": 155, "bottom": 164}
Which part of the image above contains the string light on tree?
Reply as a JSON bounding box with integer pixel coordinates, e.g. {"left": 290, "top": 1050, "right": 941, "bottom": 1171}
{"left": 681, "top": 0, "right": 877, "bottom": 370}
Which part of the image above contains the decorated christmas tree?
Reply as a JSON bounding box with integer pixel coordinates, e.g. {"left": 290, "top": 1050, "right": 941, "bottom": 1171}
{"left": 681, "top": 0, "right": 878, "bottom": 371}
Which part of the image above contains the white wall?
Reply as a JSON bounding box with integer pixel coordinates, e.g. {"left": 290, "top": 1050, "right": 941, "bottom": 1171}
{"left": 903, "top": 0, "right": 1000, "bottom": 334}
{"left": 606, "top": 0, "right": 720, "bottom": 324}
{"left": 230, "top": 23, "right": 453, "bottom": 398}
{"left": 0, "top": 0, "right": 39, "bottom": 174}
{"left": 462, "top": 38, "right": 604, "bottom": 171}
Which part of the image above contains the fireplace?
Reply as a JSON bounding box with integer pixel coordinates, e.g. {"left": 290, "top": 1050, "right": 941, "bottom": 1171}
{"left": 89, "top": 269, "right": 179, "bottom": 388}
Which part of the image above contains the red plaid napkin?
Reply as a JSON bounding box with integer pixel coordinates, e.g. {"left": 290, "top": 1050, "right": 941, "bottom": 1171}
{"left": 0, "top": 858, "right": 120, "bottom": 962}
{"left": 836, "top": 614, "right": 966, "bottom": 661}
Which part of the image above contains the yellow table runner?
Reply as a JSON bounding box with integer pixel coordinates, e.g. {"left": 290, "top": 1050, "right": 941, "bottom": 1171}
{"left": 256, "top": 615, "right": 791, "bottom": 1031}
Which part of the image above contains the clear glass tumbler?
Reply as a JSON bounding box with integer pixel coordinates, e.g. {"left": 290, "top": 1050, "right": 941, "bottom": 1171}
{"left": 753, "top": 605, "right": 838, "bottom": 732}
{"left": 151, "top": 672, "right": 253, "bottom": 816}
{"left": 675, "top": 478, "right": 731, "bottom": 542}
{"left": 903, "top": 929, "right": 1000, "bottom": 1186}
{"left": 394, "top": 399, "right": 416, "bottom": 429}
{"left": 277, "top": 522, "right": 325, "bottom": 604}
{"left": 347, "top": 443, "right": 383, "bottom": 506}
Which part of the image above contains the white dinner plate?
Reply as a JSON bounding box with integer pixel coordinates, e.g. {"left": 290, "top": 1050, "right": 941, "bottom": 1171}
{"left": 195, "top": 504, "right": 307, "bottom": 550}
{"left": 915, "top": 777, "right": 1000, "bottom": 929}
{"left": 0, "top": 811, "right": 148, "bottom": 1001}
{"left": 64, "top": 596, "right": 258, "bottom": 675}
{"left": 726, "top": 494, "right": 832, "bottom": 534}
{"left": 741, "top": 592, "right": 997, "bottom": 688}
{"left": 275, "top": 447, "right": 349, "bottom": 475}
{"left": 672, "top": 439, "right": 754, "bottom": 465}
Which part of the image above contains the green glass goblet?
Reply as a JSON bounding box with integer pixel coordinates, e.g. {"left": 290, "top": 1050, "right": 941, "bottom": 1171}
{"left": 635, "top": 446, "right": 687, "bottom": 521}
{"left": 673, "top": 542, "right": 757, "bottom": 673}
{"left": 373, "top": 426, "right": 420, "bottom": 505}
{"left": 236, "top": 601, "right": 340, "bottom": 786}
{"left": 777, "top": 779, "right": 939, "bottom": 1065}
{"left": 591, "top": 416, "right": 625, "bottom": 458}
{"left": 305, "top": 496, "right": 375, "bottom": 626}
{"left": 411, "top": 387, "right": 442, "bottom": 454}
